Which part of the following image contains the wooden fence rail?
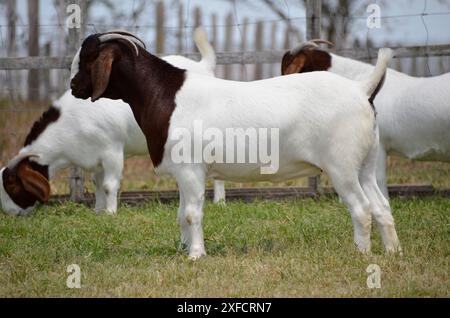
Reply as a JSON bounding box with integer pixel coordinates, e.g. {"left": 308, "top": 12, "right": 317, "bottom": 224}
{"left": 1, "top": 44, "right": 450, "bottom": 70}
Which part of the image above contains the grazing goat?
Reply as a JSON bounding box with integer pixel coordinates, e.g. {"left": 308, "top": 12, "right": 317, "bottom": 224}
{"left": 0, "top": 28, "right": 225, "bottom": 216}
{"left": 70, "top": 31, "right": 401, "bottom": 259}
{"left": 282, "top": 40, "right": 450, "bottom": 198}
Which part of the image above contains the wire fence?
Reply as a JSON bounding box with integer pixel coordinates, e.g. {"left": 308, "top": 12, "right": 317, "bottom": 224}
{"left": 0, "top": 0, "right": 449, "bottom": 199}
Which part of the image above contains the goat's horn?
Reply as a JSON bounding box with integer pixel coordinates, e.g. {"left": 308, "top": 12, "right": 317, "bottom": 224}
{"left": 104, "top": 30, "right": 146, "bottom": 49}
{"left": 290, "top": 42, "right": 318, "bottom": 55}
{"left": 98, "top": 34, "right": 140, "bottom": 56}
{"left": 290, "top": 39, "right": 334, "bottom": 55}
{"left": 6, "top": 153, "right": 39, "bottom": 174}
{"left": 310, "top": 39, "right": 334, "bottom": 47}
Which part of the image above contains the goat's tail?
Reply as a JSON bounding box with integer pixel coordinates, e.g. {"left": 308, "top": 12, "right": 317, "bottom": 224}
{"left": 194, "top": 27, "right": 216, "bottom": 72}
{"left": 360, "top": 48, "right": 392, "bottom": 101}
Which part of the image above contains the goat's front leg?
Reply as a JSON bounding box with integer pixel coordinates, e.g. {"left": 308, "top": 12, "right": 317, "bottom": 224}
{"left": 176, "top": 167, "right": 206, "bottom": 260}
{"left": 213, "top": 180, "right": 225, "bottom": 204}
{"left": 101, "top": 152, "right": 124, "bottom": 215}
{"left": 177, "top": 187, "right": 190, "bottom": 250}
{"left": 92, "top": 169, "right": 107, "bottom": 213}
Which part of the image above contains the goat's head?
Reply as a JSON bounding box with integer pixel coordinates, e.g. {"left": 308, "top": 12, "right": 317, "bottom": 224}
{"left": 70, "top": 30, "right": 146, "bottom": 102}
{"left": 0, "top": 153, "right": 50, "bottom": 216}
{"left": 281, "top": 39, "right": 334, "bottom": 75}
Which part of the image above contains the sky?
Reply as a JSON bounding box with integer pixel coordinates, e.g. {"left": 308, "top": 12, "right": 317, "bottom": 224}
{"left": 2, "top": 0, "right": 450, "bottom": 56}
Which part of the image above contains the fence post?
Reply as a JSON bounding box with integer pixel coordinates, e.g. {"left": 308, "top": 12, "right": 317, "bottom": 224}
{"left": 254, "top": 21, "right": 264, "bottom": 80}
{"left": 27, "top": 0, "right": 40, "bottom": 101}
{"left": 306, "top": 0, "right": 322, "bottom": 194}
{"left": 211, "top": 14, "right": 218, "bottom": 52}
{"left": 43, "top": 42, "right": 51, "bottom": 100}
{"left": 177, "top": 2, "right": 184, "bottom": 53}
{"left": 240, "top": 17, "right": 248, "bottom": 80}
{"left": 270, "top": 22, "right": 278, "bottom": 77}
{"left": 67, "top": 0, "right": 86, "bottom": 202}
{"left": 306, "top": 0, "right": 321, "bottom": 40}
{"left": 6, "top": 0, "right": 18, "bottom": 101}
{"left": 156, "top": 1, "right": 165, "bottom": 54}
{"left": 224, "top": 13, "right": 234, "bottom": 79}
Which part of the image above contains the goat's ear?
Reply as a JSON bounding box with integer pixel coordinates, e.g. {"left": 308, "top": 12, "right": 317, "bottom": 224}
{"left": 17, "top": 162, "right": 50, "bottom": 203}
{"left": 281, "top": 49, "right": 332, "bottom": 75}
{"left": 281, "top": 51, "right": 307, "bottom": 75}
{"left": 91, "top": 47, "right": 116, "bottom": 102}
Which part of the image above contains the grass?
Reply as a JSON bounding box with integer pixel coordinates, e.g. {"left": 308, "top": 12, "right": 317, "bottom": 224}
{"left": 0, "top": 197, "right": 448, "bottom": 297}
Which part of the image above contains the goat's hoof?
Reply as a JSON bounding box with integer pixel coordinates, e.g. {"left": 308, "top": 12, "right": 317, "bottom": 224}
{"left": 103, "top": 209, "right": 117, "bottom": 216}
{"left": 386, "top": 245, "right": 403, "bottom": 256}
{"left": 214, "top": 199, "right": 226, "bottom": 206}
{"left": 356, "top": 243, "right": 371, "bottom": 254}
{"left": 188, "top": 249, "right": 206, "bottom": 261}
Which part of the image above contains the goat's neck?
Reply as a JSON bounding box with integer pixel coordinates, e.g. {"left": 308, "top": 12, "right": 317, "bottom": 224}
{"left": 112, "top": 53, "right": 186, "bottom": 167}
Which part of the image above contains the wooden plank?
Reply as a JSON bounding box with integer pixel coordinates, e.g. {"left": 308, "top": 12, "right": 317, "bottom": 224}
{"left": 211, "top": 14, "right": 218, "bottom": 54}
{"left": 1, "top": 45, "right": 450, "bottom": 70}
{"left": 156, "top": 1, "right": 165, "bottom": 54}
{"left": 27, "top": 0, "right": 40, "bottom": 101}
{"left": 69, "top": 166, "right": 85, "bottom": 202}
{"left": 6, "top": 0, "right": 17, "bottom": 56}
{"left": 306, "top": 0, "right": 322, "bottom": 193}
{"left": 177, "top": 2, "right": 184, "bottom": 53}
{"left": 254, "top": 21, "right": 264, "bottom": 79}
{"left": 224, "top": 12, "right": 233, "bottom": 79}
{"left": 67, "top": 0, "right": 85, "bottom": 54}
{"left": 269, "top": 22, "right": 278, "bottom": 77}
{"left": 5, "top": 0, "right": 18, "bottom": 101}
{"left": 0, "top": 56, "right": 72, "bottom": 70}
{"left": 49, "top": 185, "right": 448, "bottom": 206}
{"left": 306, "top": 0, "right": 321, "bottom": 40}
{"left": 67, "top": 0, "right": 86, "bottom": 203}
{"left": 42, "top": 42, "right": 51, "bottom": 99}
{"left": 240, "top": 17, "right": 248, "bottom": 80}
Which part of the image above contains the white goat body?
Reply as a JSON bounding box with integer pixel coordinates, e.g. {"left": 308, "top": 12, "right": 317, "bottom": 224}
{"left": 157, "top": 50, "right": 401, "bottom": 259}
{"left": 327, "top": 54, "right": 450, "bottom": 196}
{"left": 0, "top": 30, "right": 225, "bottom": 215}
{"left": 91, "top": 47, "right": 399, "bottom": 259}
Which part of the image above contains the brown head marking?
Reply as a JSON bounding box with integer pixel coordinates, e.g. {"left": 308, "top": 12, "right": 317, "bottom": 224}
{"left": 70, "top": 31, "right": 186, "bottom": 167}
{"left": 281, "top": 40, "right": 333, "bottom": 75}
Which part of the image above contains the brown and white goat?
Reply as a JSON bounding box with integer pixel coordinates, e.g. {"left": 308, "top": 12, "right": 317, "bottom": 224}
{"left": 70, "top": 31, "right": 400, "bottom": 259}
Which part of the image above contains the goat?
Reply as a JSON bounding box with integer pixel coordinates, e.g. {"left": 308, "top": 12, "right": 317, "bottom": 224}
{"left": 282, "top": 40, "right": 450, "bottom": 198}
{"left": 0, "top": 28, "right": 225, "bottom": 216}
{"left": 70, "top": 31, "right": 401, "bottom": 259}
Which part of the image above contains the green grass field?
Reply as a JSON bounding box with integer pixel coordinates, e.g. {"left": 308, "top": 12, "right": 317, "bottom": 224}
{"left": 1, "top": 104, "right": 449, "bottom": 297}
{"left": 0, "top": 197, "right": 448, "bottom": 297}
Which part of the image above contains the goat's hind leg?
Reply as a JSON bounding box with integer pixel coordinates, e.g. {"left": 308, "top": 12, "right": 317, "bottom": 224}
{"left": 359, "top": 139, "right": 401, "bottom": 253}
{"left": 327, "top": 168, "right": 373, "bottom": 253}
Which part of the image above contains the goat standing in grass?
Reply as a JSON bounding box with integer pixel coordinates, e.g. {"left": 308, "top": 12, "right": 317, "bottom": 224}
{"left": 282, "top": 40, "right": 450, "bottom": 198}
{"left": 70, "top": 31, "right": 400, "bottom": 259}
{"left": 0, "top": 28, "right": 224, "bottom": 216}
